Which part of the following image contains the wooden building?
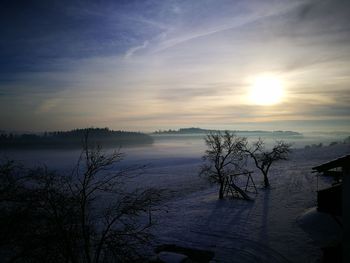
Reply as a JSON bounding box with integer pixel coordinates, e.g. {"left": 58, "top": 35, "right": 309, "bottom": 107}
{"left": 312, "top": 154, "right": 350, "bottom": 262}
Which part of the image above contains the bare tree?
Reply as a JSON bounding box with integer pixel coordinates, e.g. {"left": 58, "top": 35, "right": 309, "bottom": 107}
{"left": 199, "top": 131, "right": 248, "bottom": 200}
{"left": 0, "top": 137, "right": 162, "bottom": 262}
{"left": 244, "top": 138, "right": 291, "bottom": 187}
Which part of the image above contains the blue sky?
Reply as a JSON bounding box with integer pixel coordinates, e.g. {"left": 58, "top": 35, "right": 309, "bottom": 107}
{"left": 1, "top": 0, "right": 350, "bottom": 132}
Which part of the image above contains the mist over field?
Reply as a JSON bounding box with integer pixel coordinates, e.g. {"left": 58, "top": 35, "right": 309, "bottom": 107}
{"left": 2, "top": 131, "right": 348, "bottom": 170}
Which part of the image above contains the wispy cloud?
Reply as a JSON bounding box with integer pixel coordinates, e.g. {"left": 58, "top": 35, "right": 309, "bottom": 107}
{"left": 125, "top": 40, "right": 149, "bottom": 59}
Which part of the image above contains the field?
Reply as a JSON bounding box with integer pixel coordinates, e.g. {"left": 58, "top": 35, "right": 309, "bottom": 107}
{"left": 1, "top": 133, "right": 348, "bottom": 262}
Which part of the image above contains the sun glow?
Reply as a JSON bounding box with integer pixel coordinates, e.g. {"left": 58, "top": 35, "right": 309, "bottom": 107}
{"left": 249, "top": 75, "right": 284, "bottom": 105}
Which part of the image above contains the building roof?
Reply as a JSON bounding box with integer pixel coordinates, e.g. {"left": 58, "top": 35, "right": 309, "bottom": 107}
{"left": 312, "top": 154, "right": 350, "bottom": 172}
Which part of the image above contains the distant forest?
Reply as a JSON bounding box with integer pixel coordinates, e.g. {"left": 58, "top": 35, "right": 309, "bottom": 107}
{"left": 0, "top": 128, "right": 153, "bottom": 149}
{"left": 153, "top": 127, "right": 302, "bottom": 136}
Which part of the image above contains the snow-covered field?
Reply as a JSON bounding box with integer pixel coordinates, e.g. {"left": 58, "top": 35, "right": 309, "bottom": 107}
{"left": 1, "top": 134, "right": 348, "bottom": 262}
{"left": 147, "top": 144, "right": 348, "bottom": 262}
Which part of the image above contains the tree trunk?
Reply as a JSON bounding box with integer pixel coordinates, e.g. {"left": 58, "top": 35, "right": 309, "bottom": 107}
{"left": 263, "top": 173, "right": 270, "bottom": 187}
{"left": 219, "top": 182, "right": 224, "bottom": 199}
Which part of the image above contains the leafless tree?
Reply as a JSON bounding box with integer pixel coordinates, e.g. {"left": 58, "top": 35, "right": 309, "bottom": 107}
{"left": 199, "top": 131, "right": 248, "bottom": 200}
{"left": 0, "top": 136, "right": 162, "bottom": 263}
{"left": 243, "top": 138, "right": 292, "bottom": 187}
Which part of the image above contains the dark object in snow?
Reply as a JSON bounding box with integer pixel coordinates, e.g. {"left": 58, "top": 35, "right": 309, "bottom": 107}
{"left": 317, "top": 184, "right": 342, "bottom": 216}
{"left": 321, "top": 243, "right": 342, "bottom": 263}
{"left": 154, "top": 244, "right": 214, "bottom": 262}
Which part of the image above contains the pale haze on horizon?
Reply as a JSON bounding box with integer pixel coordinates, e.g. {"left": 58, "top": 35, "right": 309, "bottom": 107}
{"left": 1, "top": 0, "right": 350, "bottom": 133}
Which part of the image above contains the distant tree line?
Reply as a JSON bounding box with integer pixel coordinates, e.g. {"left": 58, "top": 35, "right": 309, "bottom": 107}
{"left": 154, "top": 127, "right": 302, "bottom": 136}
{"left": 0, "top": 128, "right": 153, "bottom": 149}
{"left": 153, "top": 128, "right": 207, "bottom": 134}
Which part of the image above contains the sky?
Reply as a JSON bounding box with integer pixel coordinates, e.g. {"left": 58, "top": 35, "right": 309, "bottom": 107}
{"left": 1, "top": 0, "right": 350, "bottom": 132}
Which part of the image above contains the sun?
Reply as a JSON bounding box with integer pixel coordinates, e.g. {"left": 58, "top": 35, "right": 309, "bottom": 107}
{"left": 249, "top": 75, "right": 284, "bottom": 105}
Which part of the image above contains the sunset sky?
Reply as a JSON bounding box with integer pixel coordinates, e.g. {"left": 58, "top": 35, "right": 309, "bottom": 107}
{"left": 1, "top": 0, "right": 350, "bottom": 132}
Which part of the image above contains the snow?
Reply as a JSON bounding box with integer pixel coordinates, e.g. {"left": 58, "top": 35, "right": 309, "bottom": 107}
{"left": 297, "top": 207, "right": 342, "bottom": 247}
{"left": 1, "top": 135, "right": 349, "bottom": 262}
{"left": 148, "top": 144, "right": 349, "bottom": 262}
{"left": 155, "top": 252, "right": 189, "bottom": 263}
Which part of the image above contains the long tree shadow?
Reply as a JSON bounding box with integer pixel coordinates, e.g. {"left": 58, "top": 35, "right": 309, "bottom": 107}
{"left": 184, "top": 191, "right": 289, "bottom": 263}
{"left": 259, "top": 188, "right": 271, "bottom": 245}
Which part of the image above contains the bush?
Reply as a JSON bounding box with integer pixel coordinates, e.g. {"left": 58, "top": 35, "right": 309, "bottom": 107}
{"left": 0, "top": 141, "right": 162, "bottom": 262}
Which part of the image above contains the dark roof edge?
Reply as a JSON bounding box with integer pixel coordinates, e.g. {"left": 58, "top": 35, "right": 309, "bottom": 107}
{"left": 312, "top": 155, "right": 350, "bottom": 172}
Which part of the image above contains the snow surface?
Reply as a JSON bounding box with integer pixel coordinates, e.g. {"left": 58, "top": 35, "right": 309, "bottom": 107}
{"left": 148, "top": 144, "right": 349, "bottom": 262}
{"left": 298, "top": 207, "right": 342, "bottom": 247}
{"left": 1, "top": 135, "right": 348, "bottom": 262}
